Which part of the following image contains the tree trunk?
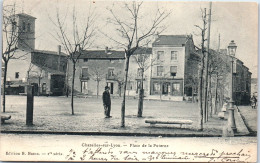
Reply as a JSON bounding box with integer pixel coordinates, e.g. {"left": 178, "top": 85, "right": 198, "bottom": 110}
{"left": 38, "top": 76, "right": 41, "bottom": 96}
{"left": 208, "top": 73, "right": 212, "bottom": 117}
{"left": 213, "top": 74, "right": 218, "bottom": 114}
{"left": 137, "top": 68, "right": 144, "bottom": 117}
{"left": 198, "top": 64, "right": 204, "bottom": 131}
{"left": 121, "top": 55, "right": 130, "bottom": 127}
{"left": 71, "top": 63, "right": 76, "bottom": 115}
{"left": 65, "top": 59, "right": 69, "bottom": 98}
{"left": 160, "top": 79, "right": 162, "bottom": 101}
{"left": 203, "top": 53, "right": 209, "bottom": 122}
{"left": 2, "top": 62, "right": 8, "bottom": 113}
{"left": 192, "top": 86, "right": 195, "bottom": 103}
{"left": 119, "top": 83, "right": 122, "bottom": 97}
{"left": 97, "top": 80, "right": 99, "bottom": 98}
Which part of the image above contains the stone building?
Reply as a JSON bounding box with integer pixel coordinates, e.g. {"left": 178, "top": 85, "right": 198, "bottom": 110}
{"left": 217, "top": 49, "right": 252, "bottom": 105}
{"left": 68, "top": 48, "right": 125, "bottom": 97}
{"left": 149, "top": 35, "right": 196, "bottom": 101}
{"left": 3, "top": 13, "right": 67, "bottom": 95}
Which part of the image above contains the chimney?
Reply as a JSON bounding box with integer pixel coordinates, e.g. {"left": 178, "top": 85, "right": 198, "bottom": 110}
{"left": 57, "top": 45, "right": 61, "bottom": 71}
{"left": 105, "top": 46, "right": 108, "bottom": 53}
{"left": 57, "top": 45, "right": 61, "bottom": 55}
{"left": 155, "top": 32, "right": 159, "bottom": 40}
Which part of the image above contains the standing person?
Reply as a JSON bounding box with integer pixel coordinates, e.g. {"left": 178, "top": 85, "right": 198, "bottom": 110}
{"left": 103, "top": 86, "right": 111, "bottom": 118}
{"left": 251, "top": 94, "right": 257, "bottom": 109}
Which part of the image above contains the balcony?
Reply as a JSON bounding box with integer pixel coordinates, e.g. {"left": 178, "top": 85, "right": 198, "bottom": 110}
{"left": 80, "top": 75, "right": 90, "bottom": 80}
{"left": 106, "top": 74, "right": 117, "bottom": 80}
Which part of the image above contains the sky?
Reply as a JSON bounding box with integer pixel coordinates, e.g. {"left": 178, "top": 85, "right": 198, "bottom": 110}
{"left": 3, "top": 0, "right": 258, "bottom": 78}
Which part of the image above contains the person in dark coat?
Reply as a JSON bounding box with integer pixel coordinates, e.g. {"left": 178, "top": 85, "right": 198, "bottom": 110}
{"left": 103, "top": 86, "right": 111, "bottom": 118}
{"left": 251, "top": 94, "right": 257, "bottom": 109}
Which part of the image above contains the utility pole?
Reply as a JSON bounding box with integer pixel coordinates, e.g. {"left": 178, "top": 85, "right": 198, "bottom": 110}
{"left": 203, "top": 2, "right": 212, "bottom": 122}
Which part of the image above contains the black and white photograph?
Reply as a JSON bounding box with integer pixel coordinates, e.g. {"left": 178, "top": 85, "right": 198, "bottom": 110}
{"left": 0, "top": 0, "right": 258, "bottom": 162}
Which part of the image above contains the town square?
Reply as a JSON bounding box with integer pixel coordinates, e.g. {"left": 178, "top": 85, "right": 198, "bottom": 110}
{"left": 0, "top": 0, "right": 258, "bottom": 162}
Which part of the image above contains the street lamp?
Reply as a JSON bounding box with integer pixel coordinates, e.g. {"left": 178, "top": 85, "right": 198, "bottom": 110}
{"left": 227, "top": 40, "right": 237, "bottom": 133}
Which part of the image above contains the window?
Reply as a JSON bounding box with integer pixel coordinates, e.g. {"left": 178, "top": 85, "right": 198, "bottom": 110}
{"left": 172, "top": 83, "right": 180, "bottom": 92}
{"left": 157, "top": 51, "right": 164, "bottom": 60}
{"left": 157, "top": 66, "right": 163, "bottom": 76}
{"left": 126, "top": 81, "right": 133, "bottom": 90}
{"left": 108, "top": 68, "right": 114, "bottom": 77}
{"left": 137, "top": 55, "right": 143, "bottom": 62}
{"left": 22, "top": 22, "right": 26, "bottom": 31}
{"left": 172, "top": 83, "right": 181, "bottom": 96}
{"left": 15, "top": 72, "right": 19, "bottom": 79}
{"left": 137, "top": 68, "right": 143, "bottom": 77}
{"left": 83, "top": 58, "right": 88, "bottom": 62}
{"left": 171, "top": 51, "right": 178, "bottom": 60}
{"left": 81, "top": 67, "right": 88, "bottom": 78}
{"left": 153, "top": 82, "right": 161, "bottom": 91}
{"left": 170, "top": 66, "right": 177, "bottom": 76}
{"left": 137, "top": 81, "right": 141, "bottom": 90}
{"left": 27, "top": 23, "right": 31, "bottom": 32}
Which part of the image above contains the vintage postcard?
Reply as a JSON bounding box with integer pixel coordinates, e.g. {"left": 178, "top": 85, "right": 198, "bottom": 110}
{"left": 0, "top": 0, "right": 258, "bottom": 162}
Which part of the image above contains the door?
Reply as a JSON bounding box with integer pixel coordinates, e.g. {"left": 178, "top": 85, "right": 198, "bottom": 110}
{"left": 81, "top": 81, "right": 88, "bottom": 94}
{"left": 107, "top": 82, "right": 114, "bottom": 94}
{"left": 31, "top": 83, "right": 38, "bottom": 95}
{"left": 42, "top": 83, "right": 47, "bottom": 94}
{"left": 162, "top": 82, "right": 170, "bottom": 95}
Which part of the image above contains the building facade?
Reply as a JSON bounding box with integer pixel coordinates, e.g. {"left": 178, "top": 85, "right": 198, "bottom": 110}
{"left": 3, "top": 13, "right": 67, "bottom": 95}
{"left": 68, "top": 48, "right": 125, "bottom": 97}
{"left": 149, "top": 35, "right": 196, "bottom": 100}
{"left": 217, "top": 49, "right": 252, "bottom": 105}
{"left": 127, "top": 48, "right": 152, "bottom": 97}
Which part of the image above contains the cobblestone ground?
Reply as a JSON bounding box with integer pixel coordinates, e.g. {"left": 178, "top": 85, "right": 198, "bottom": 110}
{"left": 238, "top": 106, "right": 257, "bottom": 135}
{"left": 1, "top": 95, "right": 227, "bottom": 135}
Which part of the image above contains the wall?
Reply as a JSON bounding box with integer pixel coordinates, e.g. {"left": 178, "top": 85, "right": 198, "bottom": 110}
{"left": 6, "top": 49, "right": 31, "bottom": 82}
{"left": 16, "top": 15, "right": 36, "bottom": 51}
{"left": 68, "top": 58, "right": 125, "bottom": 96}
{"left": 128, "top": 55, "right": 151, "bottom": 96}
{"left": 151, "top": 46, "right": 185, "bottom": 79}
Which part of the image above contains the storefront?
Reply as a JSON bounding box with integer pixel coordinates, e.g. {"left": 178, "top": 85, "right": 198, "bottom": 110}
{"left": 150, "top": 78, "right": 183, "bottom": 96}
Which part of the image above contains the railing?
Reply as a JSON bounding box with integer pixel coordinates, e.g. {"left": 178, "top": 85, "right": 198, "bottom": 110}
{"left": 106, "top": 74, "right": 117, "bottom": 80}
{"left": 80, "top": 75, "right": 90, "bottom": 80}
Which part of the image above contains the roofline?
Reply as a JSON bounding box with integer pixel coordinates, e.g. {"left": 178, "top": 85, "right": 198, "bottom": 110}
{"left": 152, "top": 35, "right": 191, "bottom": 47}
{"left": 77, "top": 56, "right": 125, "bottom": 59}
{"left": 16, "top": 13, "right": 37, "bottom": 19}
{"left": 32, "top": 50, "right": 67, "bottom": 57}
{"left": 152, "top": 45, "right": 186, "bottom": 47}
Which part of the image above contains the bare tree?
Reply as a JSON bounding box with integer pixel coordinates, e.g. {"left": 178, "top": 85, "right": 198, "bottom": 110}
{"left": 107, "top": 2, "right": 171, "bottom": 127}
{"left": 208, "top": 49, "right": 230, "bottom": 114}
{"left": 2, "top": 4, "right": 21, "bottom": 112}
{"left": 132, "top": 47, "right": 155, "bottom": 117}
{"left": 126, "top": 72, "right": 135, "bottom": 99}
{"left": 89, "top": 60, "right": 106, "bottom": 98}
{"left": 203, "top": 2, "right": 212, "bottom": 122}
{"left": 50, "top": 5, "right": 96, "bottom": 115}
{"left": 113, "top": 71, "right": 125, "bottom": 97}
{"left": 194, "top": 8, "right": 207, "bottom": 131}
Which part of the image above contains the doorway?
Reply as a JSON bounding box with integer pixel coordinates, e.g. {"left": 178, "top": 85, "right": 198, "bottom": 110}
{"left": 162, "top": 82, "right": 170, "bottom": 95}
{"left": 107, "top": 82, "right": 114, "bottom": 94}
{"left": 42, "top": 83, "right": 47, "bottom": 94}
